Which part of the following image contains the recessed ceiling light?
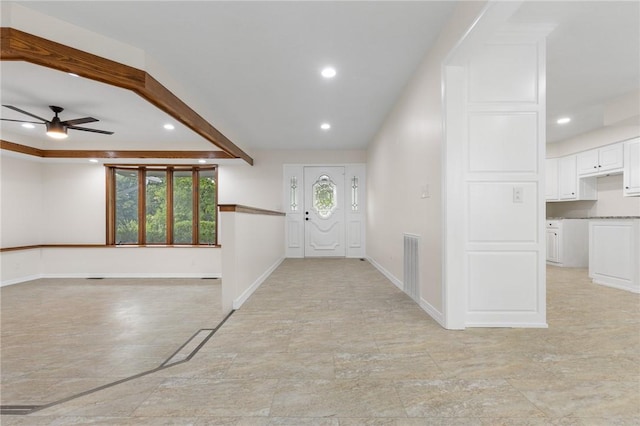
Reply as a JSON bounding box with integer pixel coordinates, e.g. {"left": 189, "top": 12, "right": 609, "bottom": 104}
{"left": 320, "top": 123, "right": 331, "bottom": 130}
{"left": 557, "top": 117, "right": 571, "bottom": 124}
{"left": 68, "top": 73, "right": 79, "bottom": 77}
{"left": 198, "top": 159, "right": 207, "bottom": 164}
{"left": 164, "top": 123, "right": 175, "bottom": 130}
{"left": 321, "top": 67, "right": 337, "bottom": 79}
{"left": 21, "top": 123, "right": 35, "bottom": 129}
{"left": 89, "top": 159, "right": 99, "bottom": 163}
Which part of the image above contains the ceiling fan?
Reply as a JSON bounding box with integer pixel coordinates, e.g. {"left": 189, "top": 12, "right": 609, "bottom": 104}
{"left": 1, "top": 105, "right": 114, "bottom": 139}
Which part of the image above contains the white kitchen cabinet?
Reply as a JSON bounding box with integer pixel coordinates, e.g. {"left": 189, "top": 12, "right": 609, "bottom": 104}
{"left": 558, "top": 156, "right": 577, "bottom": 200}
{"left": 545, "top": 158, "right": 558, "bottom": 200}
{"left": 545, "top": 219, "right": 589, "bottom": 267}
{"left": 545, "top": 224, "right": 560, "bottom": 263}
{"left": 623, "top": 138, "right": 640, "bottom": 196}
{"left": 554, "top": 155, "right": 596, "bottom": 201}
{"left": 577, "top": 143, "right": 624, "bottom": 176}
{"left": 589, "top": 219, "right": 640, "bottom": 293}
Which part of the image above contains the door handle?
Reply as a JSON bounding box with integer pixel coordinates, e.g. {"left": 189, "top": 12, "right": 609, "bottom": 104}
{"left": 305, "top": 218, "right": 309, "bottom": 221}
{"left": 305, "top": 211, "right": 309, "bottom": 215}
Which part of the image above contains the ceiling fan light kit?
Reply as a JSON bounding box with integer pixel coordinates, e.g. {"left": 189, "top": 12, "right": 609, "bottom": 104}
{"left": 1, "top": 105, "right": 114, "bottom": 139}
{"left": 45, "top": 120, "right": 68, "bottom": 139}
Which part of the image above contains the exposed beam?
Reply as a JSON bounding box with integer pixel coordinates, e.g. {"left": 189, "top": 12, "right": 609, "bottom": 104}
{"left": 0, "top": 27, "right": 253, "bottom": 165}
{"left": 1, "top": 139, "right": 233, "bottom": 160}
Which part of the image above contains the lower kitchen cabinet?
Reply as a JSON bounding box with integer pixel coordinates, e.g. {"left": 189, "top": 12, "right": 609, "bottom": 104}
{"left": 545, "top": 219, "right": 589, "bottom": 267}
{"left": 589, "top": 219, "right": 640, "bottom": 293}
{"left": 546, "top": 227, "right": 560, "bottom": 263}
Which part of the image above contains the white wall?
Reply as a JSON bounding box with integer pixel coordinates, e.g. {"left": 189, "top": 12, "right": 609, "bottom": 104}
{"left": 0, "top": 153, "right": 43, "bottom": 247}
{"left": 218, "top": 149, "right": 366, "bottom": 211}
{"left": 220, "top": 210, "right": 285, "bottom": 313}
{"left": 40, "top": 247, "right": 220, "bottom": 278}
{"left": 1, "top": 149, "right": 364, "bottom": 285}
{"left": 0, "top": 154, "right": 222, "bottom": 285}
{"left": 0, "top": 155, "right": 107, "bottom": 246}
{"left": 2, "top": 247, "right": 220, "bottom": 286}
{"left": 366, "top": 2, "right": 487, "bottom": 316}
{"left": 1, "top": 249, "right": 41, "bottom": 285}
{"left": 42, "top": 163, "right": 106, "bottom": 244}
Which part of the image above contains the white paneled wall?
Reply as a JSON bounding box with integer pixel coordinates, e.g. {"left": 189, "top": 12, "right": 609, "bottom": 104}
{"left": 444, "top": 17, "right": 551, "bottom": 328}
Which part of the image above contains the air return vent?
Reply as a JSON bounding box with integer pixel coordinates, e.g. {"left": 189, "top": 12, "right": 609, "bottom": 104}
{"left": 403, "top": 234, "right": 420, "bottom": 303}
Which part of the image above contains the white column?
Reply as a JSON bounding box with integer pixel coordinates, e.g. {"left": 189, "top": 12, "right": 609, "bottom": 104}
{"left": 444, "top": 4, "right": 553, "bottom": 328}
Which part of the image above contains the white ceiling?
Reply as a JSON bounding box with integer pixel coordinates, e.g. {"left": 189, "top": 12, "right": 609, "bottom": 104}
{"left": 1, "top": 1, "right": 638, "bottom": 155}
{"left": 511, "top": 1, "right": 640, "bottom": 143}
{"left": 0, "top": 62, "right": 216, "bottom": 151}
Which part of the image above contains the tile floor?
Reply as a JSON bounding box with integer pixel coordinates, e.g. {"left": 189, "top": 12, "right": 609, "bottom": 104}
{"left": 1, "top": 278, "right": 223, "bottom": 413}
{"left": 1, "top": 259, "right": 639, "bottom": 425}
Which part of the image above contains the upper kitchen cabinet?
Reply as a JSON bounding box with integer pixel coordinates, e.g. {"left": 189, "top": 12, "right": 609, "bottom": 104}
{"left": 577, "top": 143, "right": 624, "bottom": 177}
{"left": 623, "top": 137, "right": 640, "bottom": 196}
{"left": 545, "top": 158, "right": 559, "bottom": 200}
{"left": 547, "top": 155, "right": 596, "bottom": 202}
{"left": 558, "top": 155, "right": 578, "bottom": 200}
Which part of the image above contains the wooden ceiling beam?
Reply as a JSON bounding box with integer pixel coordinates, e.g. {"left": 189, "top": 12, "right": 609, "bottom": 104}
{"left": 0, "top": 27, "right": 253, "bottom": 165}
{"left": 1, "top": 140, "right": 233, "bottom": 160}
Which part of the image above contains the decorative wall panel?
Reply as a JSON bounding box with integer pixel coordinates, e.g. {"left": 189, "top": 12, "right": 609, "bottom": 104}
{"left": 468, "top": 182, "right": 538, "bottom": 243}
{"left": 468, "top": 43, "right": 539, "bottom": 104}
{"left": 468, "top": 112, "right": 538, "bottom": 173}
{"left": 468, "top": 251, "right": 538, "bottom": 312}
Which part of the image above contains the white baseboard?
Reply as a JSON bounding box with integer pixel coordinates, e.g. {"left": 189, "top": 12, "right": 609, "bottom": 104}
{"left": 367, "top": 256, "right": 403, "bottom": 290}
{"left": 233, "top": 257, "right": 285, "bottom": 310}
{"left": 1, "top": 274, "right": 41, "bottom": 287}
{"left": 465, "top": 322, "right": 549, "bottom": 328}
{"left": 1, "top": 272, "right": 222, "bottom": 287}
{"left": 419, "top": 297, "right": 446, "bottom": 328}
{"left": 592, "top": 278, "right": 640, "bottom": 294}
{"left": 43, "top": 273, "right": 223, "bottom": 279}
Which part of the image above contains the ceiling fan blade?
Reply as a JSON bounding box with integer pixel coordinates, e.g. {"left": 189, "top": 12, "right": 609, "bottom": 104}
{"left": 68, "top": 125, "right": 114, "bottom": 135}
{"left": 62, "top": 117, "right": 98, "bottom": 126}
{"left": 1, "top": 118, "right": 44, "bottom": 124}
{"left": 2, "top": 105, "right": 48, "bottom": 122}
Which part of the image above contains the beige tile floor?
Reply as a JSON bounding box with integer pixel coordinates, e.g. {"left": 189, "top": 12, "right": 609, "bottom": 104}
{"left": 1, "top": 259, "right": 639, "bottom": 425}
{"left": 1, "top": 278, "right": 223, "bottom": 410}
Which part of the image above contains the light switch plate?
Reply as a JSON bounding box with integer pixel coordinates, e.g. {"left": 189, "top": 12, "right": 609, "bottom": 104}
{"left": 513, "top": 186, "right": 523, "bottom": 203}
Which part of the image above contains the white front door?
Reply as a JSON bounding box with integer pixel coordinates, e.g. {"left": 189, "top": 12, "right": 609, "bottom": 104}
{"left": 304, "top": 166, "right": 345, "bottom": 257}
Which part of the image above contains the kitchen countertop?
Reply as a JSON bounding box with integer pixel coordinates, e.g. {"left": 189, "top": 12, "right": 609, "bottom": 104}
{"left": 547, "top": 216, "right": 640, "bottom": 220}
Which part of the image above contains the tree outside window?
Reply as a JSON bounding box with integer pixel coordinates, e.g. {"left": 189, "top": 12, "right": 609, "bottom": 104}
{"left": 115, "top": 169, "right": 139, "bottom": 244}
{"left": 108, "top": 166, "right": 217, "bottom": 246}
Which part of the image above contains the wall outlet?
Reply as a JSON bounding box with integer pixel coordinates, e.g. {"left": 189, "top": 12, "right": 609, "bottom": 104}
{"left": 513, "top": 186, "right": 523, "bottom": 203}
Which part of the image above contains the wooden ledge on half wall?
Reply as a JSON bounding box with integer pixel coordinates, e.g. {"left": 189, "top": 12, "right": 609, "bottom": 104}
{"left": 0, "top": 244, "right": 221, "bottom": 252}
{"left": 218, "top": 204, "right": 286, "bottom": 216}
